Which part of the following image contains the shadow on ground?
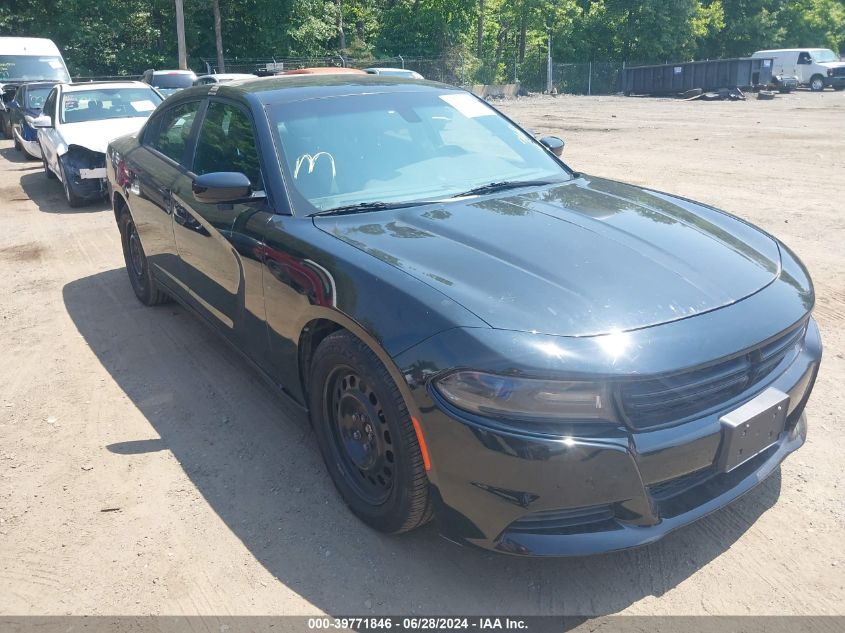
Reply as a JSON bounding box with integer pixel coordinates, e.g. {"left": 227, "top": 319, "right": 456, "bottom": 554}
{"left": 63, "top": 268, "right": 783, "bottom": 615}
{"left": 13, "top": 151, "right": 109, "bottom": 214}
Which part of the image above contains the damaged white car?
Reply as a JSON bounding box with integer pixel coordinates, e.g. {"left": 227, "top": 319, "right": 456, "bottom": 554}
{"left": 33, "top": 81, "right": 162, "bottom": 207}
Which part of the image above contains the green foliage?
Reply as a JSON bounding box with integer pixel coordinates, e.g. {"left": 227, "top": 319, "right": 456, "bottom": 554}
{"left": 0, "top": 0, "right": 843, "bottom": 79}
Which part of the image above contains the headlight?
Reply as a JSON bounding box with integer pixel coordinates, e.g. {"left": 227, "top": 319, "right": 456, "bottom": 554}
{"left": 433, "top": 371, "right": 611, "bottom": 422}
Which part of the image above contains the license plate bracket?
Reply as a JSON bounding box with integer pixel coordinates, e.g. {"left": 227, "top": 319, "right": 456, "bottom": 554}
{"left": 716, "top": 388, "right": 789, "bottom": 473}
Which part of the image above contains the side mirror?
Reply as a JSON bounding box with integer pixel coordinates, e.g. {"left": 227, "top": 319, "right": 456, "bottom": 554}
{"left": 31, "top": 115, "right": 52, "bottom": 128}
{"left": 192, "top": 172, "right": 252, "bottom": 203}
{"left": 540, "top": 135, "right": 565, "bottom": 157}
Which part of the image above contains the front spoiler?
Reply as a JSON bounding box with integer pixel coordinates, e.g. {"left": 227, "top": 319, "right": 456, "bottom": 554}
{"left": 491, "top": 415, "right": 805, "bottom": 556}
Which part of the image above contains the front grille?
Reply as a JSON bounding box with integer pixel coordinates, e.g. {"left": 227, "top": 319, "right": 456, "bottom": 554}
{"left": 620, "top": 324, "right": 805, "bottom": 429}
{"left": 648, "top": 468, "right": 714, "bottom": 501}
{"left": 507, "top": 505, "right": 617, "bottom": 535}
{"left": 831, "top": 67, "right": 845, "bottom": 77}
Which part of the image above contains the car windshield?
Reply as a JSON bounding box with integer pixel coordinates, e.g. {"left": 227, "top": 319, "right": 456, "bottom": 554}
{"left": 0, "top": 55, "right": 70, "bottom": 82}
{"left": 60, "top": 87, "right": 163, "bottom": 124}
{"left": 24, "top": 86, "right": 53, "bottom": 110}
{"left": 812, "top": 49, "right": 840, "bottom": 63}
{"left": 268, "top": 90, "right": 570, "bottom": 212}
{"left": 152, "top": 73, "right": 195, "bottom": 88}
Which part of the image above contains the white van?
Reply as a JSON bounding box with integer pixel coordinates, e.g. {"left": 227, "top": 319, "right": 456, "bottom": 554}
{"left": 752, "top": 48, "right": 845, "bottom": 91}
{"left": 0, "top": 37, "right": 71, "bottom": 137}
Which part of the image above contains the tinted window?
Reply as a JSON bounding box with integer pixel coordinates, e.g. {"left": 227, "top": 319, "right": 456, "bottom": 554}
{"left": 152, "top": 73, "right": 196, "bottom": 89}
{"left": 145, "top": 101, "right": 200, "bottom": 164}
{"left": 43, "top": 88, "right": 58, "bottom": 124}
{"left": 24, "top": 86, "right": 53, "bottom": 110}
{"left": 193, "top": 101, "right": 263, "bottom": 189}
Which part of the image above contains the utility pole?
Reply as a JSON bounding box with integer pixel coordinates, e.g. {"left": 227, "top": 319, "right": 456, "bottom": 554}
{"left": 212, "top": 0, "right": 225, "bottom": 73}
{"left": 175, "top": 0, "right": 187, "bottom": 70}
{"left": 546, "top": 30, "right": 552, "bottom": 93}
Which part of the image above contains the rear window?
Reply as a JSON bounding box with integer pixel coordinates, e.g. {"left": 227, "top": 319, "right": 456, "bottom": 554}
{"left": 152, "top": 73, "right": 196, "bottom": 89}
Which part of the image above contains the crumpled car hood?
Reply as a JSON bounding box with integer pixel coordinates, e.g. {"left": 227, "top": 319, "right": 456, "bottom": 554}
{"left": 58, "top": 118, "right": 146, "bottom": 154}
{"left": 316, "top": 176, "right": 782, "bottom": 337}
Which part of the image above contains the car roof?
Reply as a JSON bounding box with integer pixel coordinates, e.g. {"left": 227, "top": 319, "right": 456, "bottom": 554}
{"left": 152, "top": 69, "right": 196, "bottom": 75}
{"left": 19, "top": 81, "right": 60, "bottom": 91}
{"left": 172, "top": 74, "right": 457, "bottom": 106}
{"left": 755, "top": 48, "right": 834, "bottom": 53}
{"left": 0, "top": 37, "right": 62, "bottom": 56}
{"left": 61, "top": 81, "right": 153, "bottom": 93}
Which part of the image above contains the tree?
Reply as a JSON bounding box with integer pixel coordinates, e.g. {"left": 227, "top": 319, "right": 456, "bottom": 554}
{"left": 212, "top": 0, "right": 225, "bottom": 72}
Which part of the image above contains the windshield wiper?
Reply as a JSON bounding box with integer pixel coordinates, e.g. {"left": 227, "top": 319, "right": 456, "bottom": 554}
{"left": 308, "top": 200, "right": 431, "bottom": 217}
{"left": 450, "top": 180, "right": 556, "bottom": 198}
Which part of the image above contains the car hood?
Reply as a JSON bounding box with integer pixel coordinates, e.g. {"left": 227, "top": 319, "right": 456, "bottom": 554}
{"left": 59, "top": 118, "right": 147, "bottom": 154}
{"left": 316, "top": 176, "right": 782, "bottom": 337}
{"left": 819, "top": 61, "right": 845, "bottom": 68}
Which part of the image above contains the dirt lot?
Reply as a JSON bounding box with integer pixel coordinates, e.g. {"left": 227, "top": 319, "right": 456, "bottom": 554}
{"left": 0, "top": 90, "right": 843, "bottom": 617}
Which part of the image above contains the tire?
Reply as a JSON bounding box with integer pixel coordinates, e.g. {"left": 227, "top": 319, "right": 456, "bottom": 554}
{"left": 309, "top": 330, "right": 432, "bottom": 534}
{"left": 809, "top": 75, "right": 825, "bottom": 92}
{"left": 42, "top": 145, "right": 56, "bottom": 179}
{"left": 118, "top": 210, "right": 171, "bottom": 306}
{"left": 58, "top": 158, "right": 86, "bottom": 207}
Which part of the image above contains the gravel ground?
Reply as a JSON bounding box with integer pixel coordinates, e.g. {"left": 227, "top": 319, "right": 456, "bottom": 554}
{"left": 0, "top": 89, "right": 843, "bottom": 616}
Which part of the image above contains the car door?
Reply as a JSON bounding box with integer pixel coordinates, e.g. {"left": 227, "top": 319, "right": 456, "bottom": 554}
{"left": 37, "top": 87, "right": 60, "bottom": 173}
{"left": 125, "top": 99, "right": 202, "bottom": 285}
{"left": 170, "top": 98, "right": 274, "bottom": 354}
{"left": 796, "top": 51, "right": 812, "bottom": 83}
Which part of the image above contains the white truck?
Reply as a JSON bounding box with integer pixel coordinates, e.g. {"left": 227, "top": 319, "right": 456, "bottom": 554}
{"left": 752, "top": 48, "right": 845, "bottom": 92}
{"left": 0, "top": 37, "right": 71, "bottom": 137}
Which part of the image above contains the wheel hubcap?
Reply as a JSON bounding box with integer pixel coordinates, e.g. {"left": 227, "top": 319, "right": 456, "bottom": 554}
{"left": 327, "top": 368, "right": 394, "bottom": 504}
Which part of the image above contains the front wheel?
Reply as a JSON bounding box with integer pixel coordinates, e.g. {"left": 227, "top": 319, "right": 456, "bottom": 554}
{"left": 59, "top": 158, "right": 85, "bottom": 207}
{"left": 309, "top": 331, "right": 432, "bottom": 534}
{"left": 118, "top": 211, "right": 171, "bottom": 306}
{"left": 809, "top": 75, "right": 825, "bottom": 92}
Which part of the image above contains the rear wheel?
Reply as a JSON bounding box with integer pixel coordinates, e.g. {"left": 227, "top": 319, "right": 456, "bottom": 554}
{"left": 118, "top": 211, "right": 171, "bottom": 306}
{"left": 809, "top": 75, "right": 825, "bottom": 92}
{"left": 309, "top": 330, "right": 432, "bottom": 534}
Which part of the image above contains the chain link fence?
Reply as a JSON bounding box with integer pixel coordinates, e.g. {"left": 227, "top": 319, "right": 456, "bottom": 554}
{"left": 80, "top": 56, "right": 641, "bottom": 96}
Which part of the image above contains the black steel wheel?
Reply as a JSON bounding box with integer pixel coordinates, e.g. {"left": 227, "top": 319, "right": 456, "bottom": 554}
{"left": 118, "top": 210, "right": 170, "bottom": 306}
{"left": 309, "top": 330, "right": 432, "bottom": 533}
{"left": 326, "top": 366, "right": 395, "bottom": 504}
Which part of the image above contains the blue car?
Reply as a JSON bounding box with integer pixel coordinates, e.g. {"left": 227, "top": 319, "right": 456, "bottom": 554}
{"left": 10, "top": 81, "right": 58, "bottom": 159}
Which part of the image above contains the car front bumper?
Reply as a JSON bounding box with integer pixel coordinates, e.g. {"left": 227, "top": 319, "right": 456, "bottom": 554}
{"left": 16, "top": 133, "right": 41, "bottom": 159}
{"left": 825, "top": 76, "right": 845, "bottom": 88}
{"left": 397, "top": 316, "right": 821, "bottom": 556}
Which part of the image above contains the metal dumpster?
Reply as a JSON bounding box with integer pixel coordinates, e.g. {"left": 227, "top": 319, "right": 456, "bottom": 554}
{"left": 621, "top": 57, "right": 774, "bottom": 95}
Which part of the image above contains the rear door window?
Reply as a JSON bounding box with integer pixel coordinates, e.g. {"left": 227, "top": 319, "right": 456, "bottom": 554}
{"left": 144, "top": 101, "right": 201, "bottom": 165}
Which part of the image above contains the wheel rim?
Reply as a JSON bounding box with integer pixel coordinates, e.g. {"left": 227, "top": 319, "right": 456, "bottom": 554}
{"left": 127, "top": 223, "right": 145, "bottom": 281}
{"left": 325, "top": 366, "right": 394, "bottom": 504}
{"left": 812, "top": 78, "right": 823, "bottom": 90}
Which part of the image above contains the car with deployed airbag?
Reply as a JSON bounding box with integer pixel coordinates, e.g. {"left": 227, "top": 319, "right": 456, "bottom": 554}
{"left": 105, "top": 75, "right": 821, "bottom": 556}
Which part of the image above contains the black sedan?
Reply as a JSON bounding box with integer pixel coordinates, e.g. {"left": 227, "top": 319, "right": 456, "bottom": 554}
{"left": 106, "top": 75, "right": 821, "bottom": 556}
